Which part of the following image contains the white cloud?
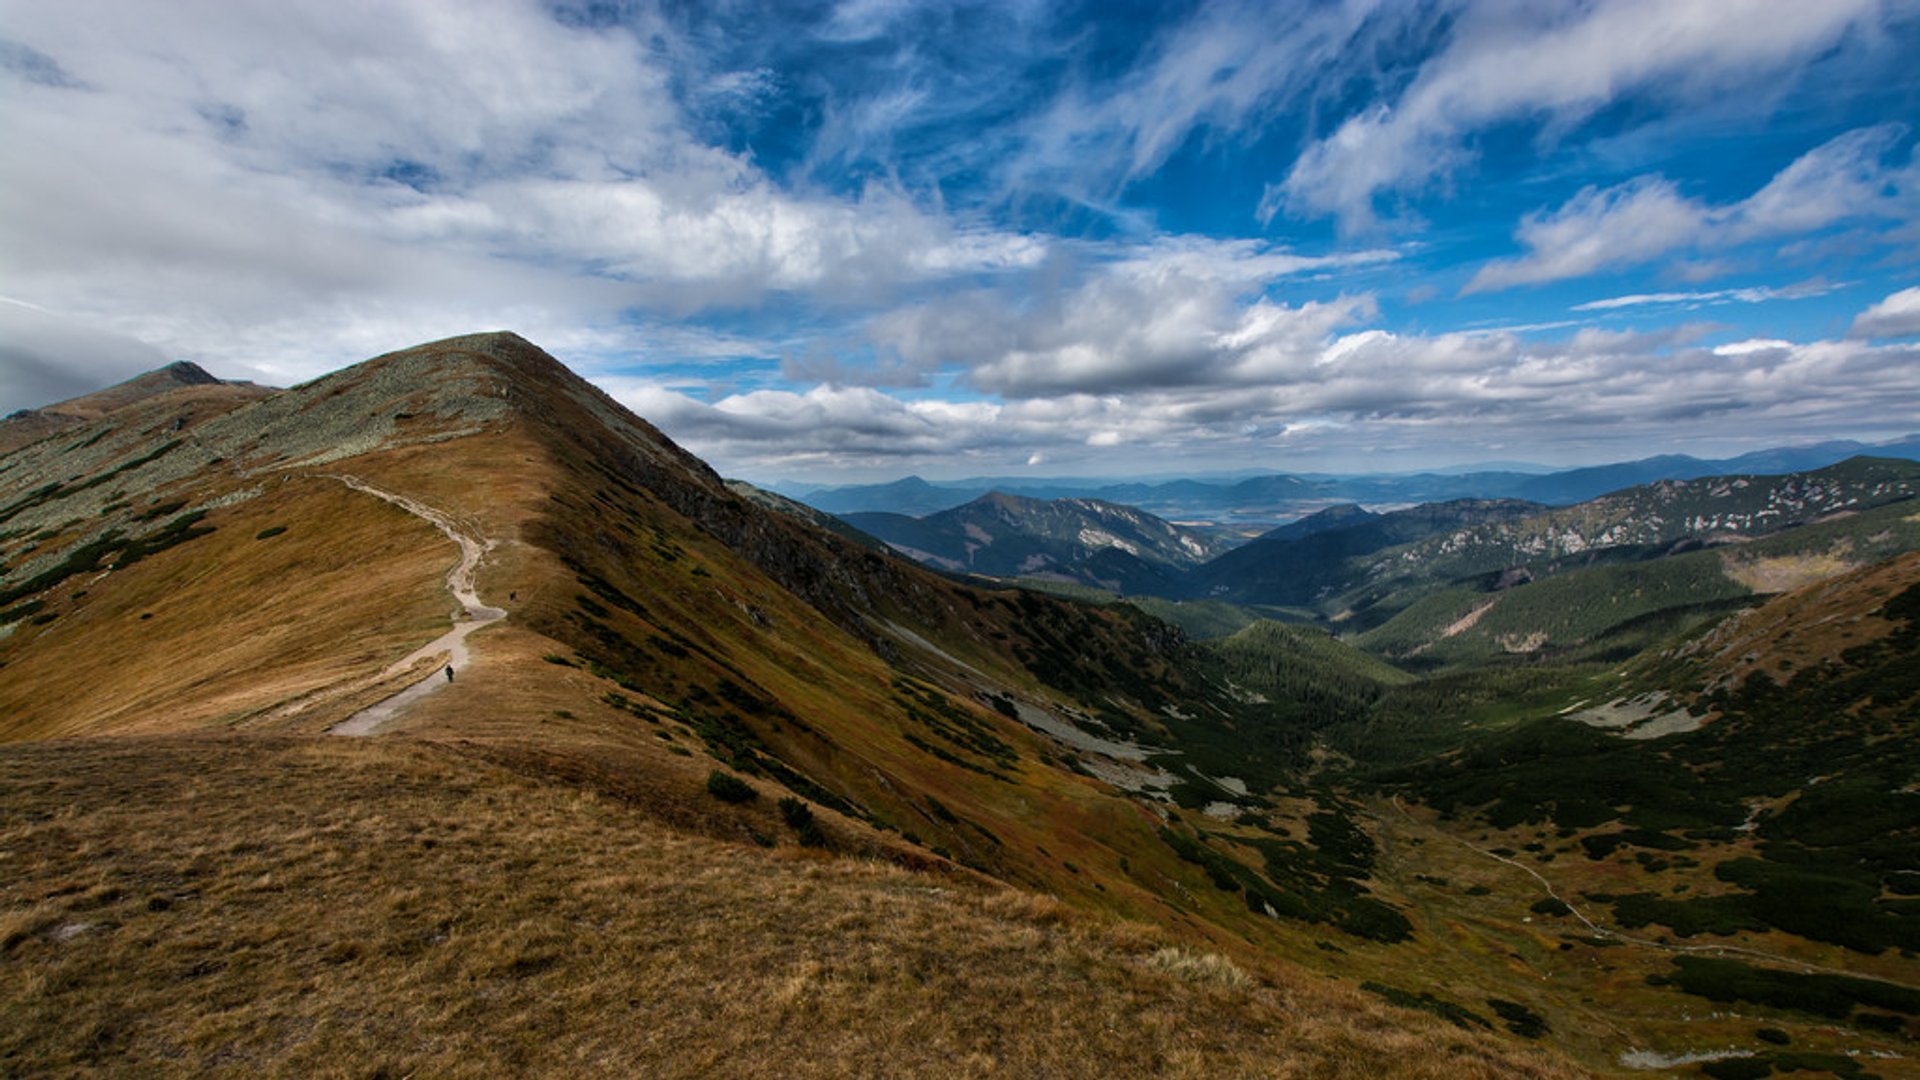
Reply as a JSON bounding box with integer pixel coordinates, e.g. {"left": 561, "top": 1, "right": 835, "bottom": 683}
{"left": 1280, "top": 0, "right": 1882, "bottom": 229}
{"left": 632, "top": 324, "right": 1920, "bottom": 480}
{"left": 0, "top": 0, "right": 1047, "bottom": 393}
{"left": 854, "top": 238, "right": 1393, "bottom": 397}
{"left": 1467, "top": 125, "right": 1915, "bottom": 293}
{"left": 1013, "top": 0, "right": 1391, "bottom": 199}
{"left": 1572, "top": 281, "right": 1840, "bottom": 311}
{"left": 1465, "top": 178, "right": 1707, "bottom": 294}
{"left": 1732, "top": 123, "right": 1912, "bottom": 239}
{"left": 1850, "top": 286, "right": 1920, "bottom": 339}
{"left": 1713, "top": 339, "right": 1795, "bottom": 356}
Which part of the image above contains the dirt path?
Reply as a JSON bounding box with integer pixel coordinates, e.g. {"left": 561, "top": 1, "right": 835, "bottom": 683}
{"left": 326, "top": 475, "right": 503, "bottom": 736}
{"left": 1388, "top": 795, "right": 1920, "bottom": 990}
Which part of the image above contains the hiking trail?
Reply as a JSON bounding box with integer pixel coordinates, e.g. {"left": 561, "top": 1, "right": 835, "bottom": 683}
{"left": 325, "top": 475, "right": 503, "bottom": 736}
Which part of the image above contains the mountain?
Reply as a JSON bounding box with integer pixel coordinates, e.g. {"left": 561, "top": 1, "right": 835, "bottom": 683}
{"left": 0, "top": 333, "right": 1587, "bottom": 1077}
{"left": 798, "top": 474, "right": 987, "bottom": 516}
{"left": 843, "top": 490, "right": 1233, "bottom": 592}
{"left": 792, "top": 437, "right": 1920, "bottom": 528}
{"left": 1368, "top": 548, "right": 1920, "bottom": 962}
{"left": 1190, "top": 458, "right": 1920, "bottom": 624}
{"left": 1187, "top": 498, "right": 1549, "bottom": 608}
{"left": 0, "top": 360, "right": 264, "bottom": 455}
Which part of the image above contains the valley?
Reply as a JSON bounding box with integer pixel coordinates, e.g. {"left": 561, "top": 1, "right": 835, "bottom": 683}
{"left": 3, "top": 334, "right": 1918, "bottom": 1078}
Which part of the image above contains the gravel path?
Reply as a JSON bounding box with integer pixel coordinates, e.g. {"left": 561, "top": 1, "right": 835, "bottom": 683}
{"left": 326, "top": 475, "right": 503, "bottom": 736}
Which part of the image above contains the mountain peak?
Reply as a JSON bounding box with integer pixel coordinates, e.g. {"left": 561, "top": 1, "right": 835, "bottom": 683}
{"left": 156, "top": 360, "right": 220, "bottom": 385}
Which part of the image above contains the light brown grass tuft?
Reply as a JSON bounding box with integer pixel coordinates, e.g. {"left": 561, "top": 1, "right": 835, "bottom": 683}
{"left": 1143, "top": 946, "right": 1255, "bottom": 991}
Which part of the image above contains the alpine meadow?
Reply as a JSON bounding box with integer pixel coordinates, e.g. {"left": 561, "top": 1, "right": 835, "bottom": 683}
{"left": 4, "top": 2, "right": 1920, "bottom": 1078}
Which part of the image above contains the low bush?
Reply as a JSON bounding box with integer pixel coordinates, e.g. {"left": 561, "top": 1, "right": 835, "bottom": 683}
{"left": 704, "top": 770, "right": 756, "bottom": 804}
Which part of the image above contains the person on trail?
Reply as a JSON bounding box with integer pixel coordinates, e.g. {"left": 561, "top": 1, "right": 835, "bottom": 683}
{"left": 445, "top": 665, "right": 454, "bottom": 683}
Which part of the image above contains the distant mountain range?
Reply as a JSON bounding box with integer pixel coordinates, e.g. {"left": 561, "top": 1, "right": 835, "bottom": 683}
{"left": 842, "top": 491, "right": 1232, "bottom": 594}
{"left": 833, "top": 458, "right": 1920, "bottom": 658}
{"left": 786, "top": 435, "right": 1920, "bottom": 526}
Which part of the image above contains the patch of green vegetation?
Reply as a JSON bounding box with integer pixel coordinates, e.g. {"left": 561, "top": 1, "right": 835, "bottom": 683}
{"left": 1204, "top": 622, "right": 1412, "bottom": 737}
{"left": 704, "top": 770, "right": 756, "bottom": 804}
{"left": 891, "top": 676, "right": 1019, "bottom": 777}
{"left": 0, "top": 599, "right": 45, "bottom": 626}
{"left": 778, "top": 797, "right": 827, "bottom": 847}
{"left": 139, "top": 500, "right": 189, "bottom": 522}
{"left": 1700, "top": 1052, "right": 1879, "bottom": 1080}
{"left": 1662, "top": 956, "right": 1920, "bottom": 1021}
{"left": 1487, "top": 998, "right": 1549, "bottom": 1038}
{"left": 1226, "top": 808, "right": 1415, "bottom": 943}
{"left": 1330, "top": 663, "right": 1598, "bottom": 765}
{"left": 1359, "top": 982, "right": 1490, "bottom": 1030}
{"left": 253, "top": 525, "right": 287, "bottom": 540}
{"left": 0, "top": 512, "right": 215, "bottom": 609}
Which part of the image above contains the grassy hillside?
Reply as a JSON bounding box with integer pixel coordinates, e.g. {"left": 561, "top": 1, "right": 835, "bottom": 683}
{"left": 1354, "top": 550, "right": 1920, "bottom": 1022}
{"left": 0, "top": 333, "right": 1608, "bottom": 1076}
{"left": 0, "top": 735, "right": 1582, "bottom": 1079}
{"left": 1346, "top": 498, "right": 1920, "bottom": 672}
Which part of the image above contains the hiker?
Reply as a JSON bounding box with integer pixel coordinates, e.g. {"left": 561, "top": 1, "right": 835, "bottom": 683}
{"left": 445, "top": 665, "right": 454, "bottom": 683}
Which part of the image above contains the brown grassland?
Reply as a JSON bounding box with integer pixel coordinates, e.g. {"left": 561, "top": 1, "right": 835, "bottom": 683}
{"left": 0, "top": 735, "right": 1584, "bottom": 1079}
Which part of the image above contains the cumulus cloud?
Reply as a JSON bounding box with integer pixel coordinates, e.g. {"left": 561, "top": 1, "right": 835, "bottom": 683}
{"left": 0, "top": 0, "right": 1045, "bottom": 387}
{"left": 1280, "top": 0, "right": 1882, "bottom": 230}
{"left": 1851, "top": 286, "right": 1920, "bottom": 339}
{"left": 619, "top": 324, "right": 1920, "bottom": 479}
{"left": 848, "top": 237, "right": 1395, "bottom": 397}
{"left": 1466, "top": 125, "right": 1916, "bottom": 293}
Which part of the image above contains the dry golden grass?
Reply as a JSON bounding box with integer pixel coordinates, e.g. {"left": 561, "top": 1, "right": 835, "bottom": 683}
{"left": 0, "top": 735, "right": 1589, "bottom": 1079}
{"left": 0, "top": 475, "right": 453, "bottom": 740}
{"left": 1690, "top": 549, "right": 1920, "bottom": 694}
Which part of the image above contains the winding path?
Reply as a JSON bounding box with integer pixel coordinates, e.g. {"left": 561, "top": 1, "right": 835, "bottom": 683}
{"left": 325, "top": 475, "right": 503, "bottom": 736}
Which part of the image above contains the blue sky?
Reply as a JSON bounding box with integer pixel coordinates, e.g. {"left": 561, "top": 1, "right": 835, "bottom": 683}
{"left": 2, "top": 0, "right": 1918, "bottom": 481}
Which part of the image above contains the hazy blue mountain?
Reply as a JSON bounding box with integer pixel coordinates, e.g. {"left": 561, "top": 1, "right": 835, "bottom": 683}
{"left": 792, "top": 436, "right": 1920, "bottom": 527}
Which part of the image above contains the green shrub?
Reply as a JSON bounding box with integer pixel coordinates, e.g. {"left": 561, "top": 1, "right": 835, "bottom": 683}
{"left": 705, "top": 770, "right": 756, "bottom": 804}
{"left": 1488, "top": 998, "right": 1549, "bottom": 1038}
{"left": 778, "top": 797, "right": 827, "bottom": 847}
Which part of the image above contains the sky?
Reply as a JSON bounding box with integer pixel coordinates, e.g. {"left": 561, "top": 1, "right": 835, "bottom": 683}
{"left": 1, "top": 0, "right": 1918, "bottom": 483}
